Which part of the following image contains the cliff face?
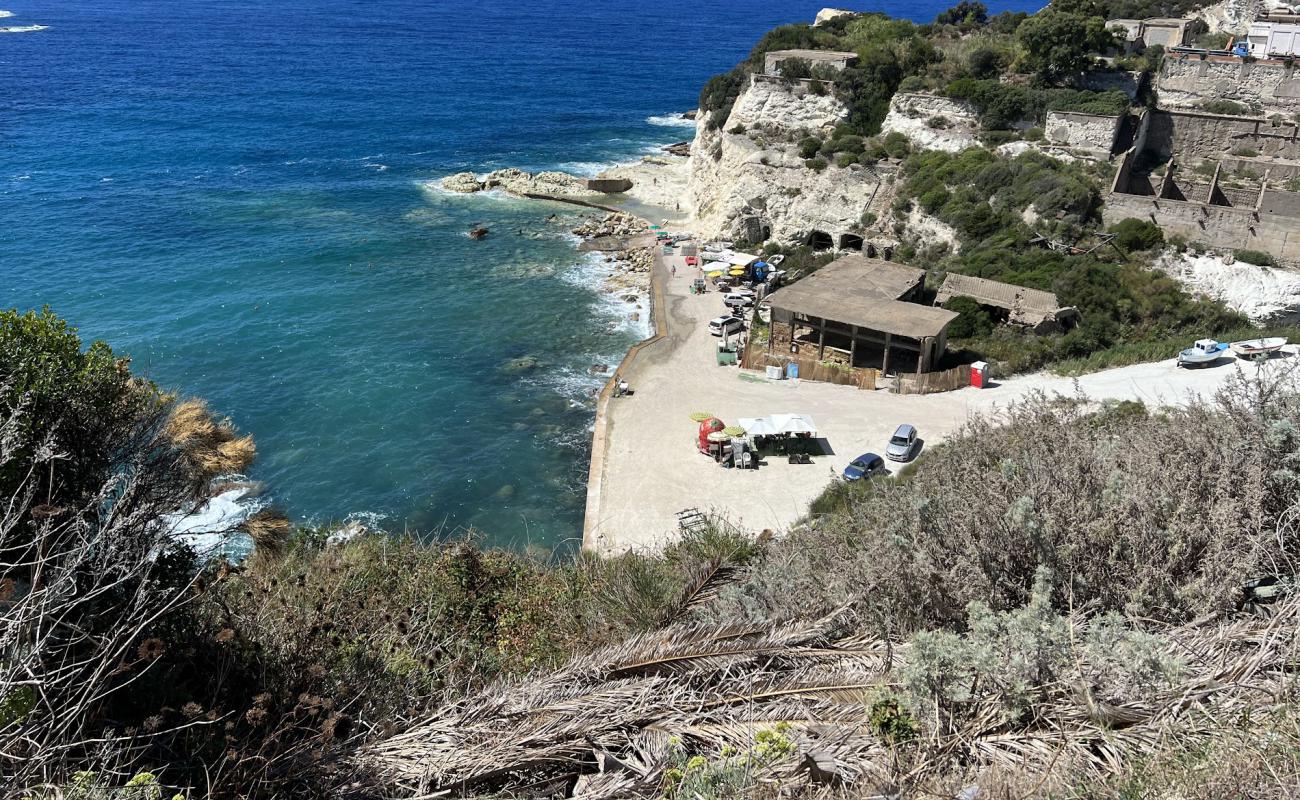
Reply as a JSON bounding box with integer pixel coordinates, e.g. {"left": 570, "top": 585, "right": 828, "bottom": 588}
{"left": 688, "top": 78, "right": 888, "bottom": 246}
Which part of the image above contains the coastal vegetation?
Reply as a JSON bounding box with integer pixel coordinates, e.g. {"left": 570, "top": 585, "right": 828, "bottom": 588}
{"left": 8, "top": 310, "right": 1300, "bottom": 797}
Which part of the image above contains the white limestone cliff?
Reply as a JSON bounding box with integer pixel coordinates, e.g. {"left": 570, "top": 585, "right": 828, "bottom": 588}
{"left": 688, "top": 79, "right": 889, "bottom": 245}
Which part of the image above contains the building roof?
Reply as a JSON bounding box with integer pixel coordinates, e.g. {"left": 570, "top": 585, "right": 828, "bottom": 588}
{"left": 935, "top": 273, "right": 1063, "bottom": 322}
{"left": 766, "top": 256, "right": 957, "bottom": 340}
{"left": 765, "top": 49, "right": 859, "bottom": 63}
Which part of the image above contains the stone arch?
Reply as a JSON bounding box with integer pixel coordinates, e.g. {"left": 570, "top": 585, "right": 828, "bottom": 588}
{"left": 838, "top": 233, "right": 864, "bottom": 251}
{"left": 806, "top": 229, "right": 834, "bottom": 250}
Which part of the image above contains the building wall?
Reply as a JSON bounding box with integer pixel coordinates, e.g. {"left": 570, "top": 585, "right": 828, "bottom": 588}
{"left": 1158, "top": 56, "right": 1300, "bottom": 115}
{"left": 1045, "top": 111, "right": 1123, "bottom": 153}
{"left": 1136, "top": 109, "right": 1300, "bottom": 167}
{"left": 1142, "top": 22, "right": 1188, "bottom": 49}
{"left": 1103, "top": 191, "right": 1300, "bottom": 264}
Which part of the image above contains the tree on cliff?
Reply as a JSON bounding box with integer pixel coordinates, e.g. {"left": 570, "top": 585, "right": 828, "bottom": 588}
{"left": 1015, "top": 8, "right": 1115, "bottom": 80}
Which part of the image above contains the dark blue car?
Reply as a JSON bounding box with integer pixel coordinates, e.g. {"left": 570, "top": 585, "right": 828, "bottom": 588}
{"left": 843, "top": 452, "right": 886, "bottom": 481}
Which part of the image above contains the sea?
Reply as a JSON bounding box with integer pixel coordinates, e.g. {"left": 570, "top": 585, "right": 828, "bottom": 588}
{"left": 1, "top": 0, "right": 1040, "bottom": 553}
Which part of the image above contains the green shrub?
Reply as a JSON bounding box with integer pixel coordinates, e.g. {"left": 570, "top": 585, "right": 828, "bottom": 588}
{"left": 1200, "top": 99, "right": 1247, "bottom": 116}
{"left": 805, "top": 156, "right": 828, "bottom": 171}
{"left": 1109, "top": 217, "right": 1164, "bottom": 251}
{"left": 1235, "top": 249, "right": 1275, "bottom": 266}
{"left": 798, "top": 136, "right": 822, "bottom": 159}
{"left": 836, "top": 152, "right": 858, "bottom": 168}
{"left": 927, "top": 115, "right": 950, "bottom": 129}
{"left": 727, "top": 123, "right": 746, "bottom": 135}
{"left": 942, "top": 295, "right": 996, "bottom": 338}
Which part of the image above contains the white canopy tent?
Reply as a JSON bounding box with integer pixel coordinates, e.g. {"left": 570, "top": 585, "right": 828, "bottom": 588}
{"left": 737, "top": 414, "right": 817, "bottom": 437}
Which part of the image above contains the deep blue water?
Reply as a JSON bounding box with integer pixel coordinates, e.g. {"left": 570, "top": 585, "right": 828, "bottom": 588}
{"left": 1, "top": 0, "right": 1038, "bottom": 550}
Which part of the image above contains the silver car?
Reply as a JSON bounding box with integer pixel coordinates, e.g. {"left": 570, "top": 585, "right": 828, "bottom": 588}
{"left": 885, "top": 424, "right": 917, "bottom": 462}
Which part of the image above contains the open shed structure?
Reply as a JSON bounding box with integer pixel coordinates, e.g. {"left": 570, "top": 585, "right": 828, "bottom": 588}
{"left": 764, "top": 255, "right": 958, "bottom": 375}
{"left": 935, "top": 273, "right": 1080, "bottom": 333}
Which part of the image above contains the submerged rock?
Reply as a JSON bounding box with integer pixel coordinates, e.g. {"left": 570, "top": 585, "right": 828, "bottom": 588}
{"left": 501, "top": 355, "right": 541, "bottom": 374}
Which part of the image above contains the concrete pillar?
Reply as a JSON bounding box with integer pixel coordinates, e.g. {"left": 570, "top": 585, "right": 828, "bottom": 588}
{"left": 882, "top": 333, "right": 892, "bottom": 375}
{"left": 849, "top": 325, "right": 858, "bottom": 368}
{"left": 817, "top": 322, "right": 825, "bottom": 359}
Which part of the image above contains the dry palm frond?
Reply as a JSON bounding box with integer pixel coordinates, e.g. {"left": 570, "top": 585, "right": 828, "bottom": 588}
{"left": 360, "top": 598, "right": 1300, "bottom": 799}
{"left": 657, "top": 557, "right": 740, "bottom": 626}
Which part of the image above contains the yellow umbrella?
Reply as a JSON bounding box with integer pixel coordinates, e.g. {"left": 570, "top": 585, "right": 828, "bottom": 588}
{"left": 706, "top": 270, "right": 724, "bottom": 278}
{"left": 689, "top": 411, "right": 715, "bottom": 422}
{"left": 728, "top": 268, "right": 746, "bottom": 276}
{"left": 722, "top": 425, "right": 747, "bottom": 437}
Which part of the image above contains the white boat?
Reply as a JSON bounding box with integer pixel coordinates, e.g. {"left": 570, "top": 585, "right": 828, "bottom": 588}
{"left": 1177, "top": 339, "right": 1226, "bottom": 368}
{"left": 1229, "top": 337, "right": 1288, "bottom": 359}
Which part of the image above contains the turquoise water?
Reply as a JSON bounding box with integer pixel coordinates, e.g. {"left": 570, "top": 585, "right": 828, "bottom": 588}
{"left": 0, "top": 0, "right": 1039, "bottom": 550}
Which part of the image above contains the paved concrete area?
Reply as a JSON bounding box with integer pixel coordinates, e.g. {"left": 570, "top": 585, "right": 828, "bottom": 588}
{"left": 584, "top": 251, "right": 1299, "bottom": 554}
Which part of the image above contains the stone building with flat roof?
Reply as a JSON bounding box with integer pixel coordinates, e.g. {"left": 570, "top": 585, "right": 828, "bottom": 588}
{"left": 764, "top": 254, "right": 957, "bottom": 375}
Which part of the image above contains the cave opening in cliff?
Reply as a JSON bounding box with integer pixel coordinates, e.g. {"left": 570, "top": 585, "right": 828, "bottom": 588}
{"left": 806, "top": 230, "right": 833, "bottom": 250}
{"left": 838, "top": 233, "right": 863, "bottom": 251}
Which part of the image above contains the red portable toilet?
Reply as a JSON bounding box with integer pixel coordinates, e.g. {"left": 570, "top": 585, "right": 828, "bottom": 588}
{"left": 970, "top": 360, "right": 989, "bottom": 389}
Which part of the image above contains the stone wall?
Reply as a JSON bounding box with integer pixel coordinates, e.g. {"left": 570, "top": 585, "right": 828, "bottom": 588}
{"left": 1143, "top": 109, "right": 1300, "bottom": 161}
{"left": 1157, "top": 56, "right": 1300, "bottom": 115}
{"left": 1103, "top": 191, "right": 1300, "bottom": 264}
{"left": 1045, "top": 111, "right": 1123, "bottom": 153}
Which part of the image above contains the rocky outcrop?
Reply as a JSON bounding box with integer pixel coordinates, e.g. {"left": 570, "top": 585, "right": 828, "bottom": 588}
{"left": 880, "top": 92, "right": 981, "bottom": 152}
{"left": 688, "top": 79, "right": 888, "bottom": 244}
{"left": 440, "top": 168, "right": 601, "bottom": 197}
{"left": 814, "top": 7, "right": 856, "bottom": 26}
{"left": 727, "top": 78, "right": 847, "bottom": 132}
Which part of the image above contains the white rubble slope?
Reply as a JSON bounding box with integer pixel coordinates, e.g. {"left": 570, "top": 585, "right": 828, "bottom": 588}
{"left": 1162, "top": 250, "right": 1300, "bottom": 324}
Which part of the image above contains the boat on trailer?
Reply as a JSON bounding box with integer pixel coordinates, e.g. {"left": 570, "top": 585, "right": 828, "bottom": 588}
{"left": 1177, "top": 339, "right": 1227, "bottom": 368}
{"left": 1229, "top": 337, "right": 1288, "bottom": 359}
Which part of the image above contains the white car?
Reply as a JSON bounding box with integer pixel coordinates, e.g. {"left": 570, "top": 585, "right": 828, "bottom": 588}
{"left": 709, "top": 316, "right": 745, "bottom": 336}
{"left": 723, "top": 292, "right": 755, "bottom": 310}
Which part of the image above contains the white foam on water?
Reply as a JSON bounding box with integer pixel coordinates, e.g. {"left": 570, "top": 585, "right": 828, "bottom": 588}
{"left": 1, "top": 24, "right": 48, "bottom": 32}
{"left": 558, "top": 161, "right": 612, "bottom": 177}
{"left": 646, "top": 113, "right": 697, "bottom": 128}
{"left": 160, "top": 485, "right": 263, "bottom": 556}
{"left": 364, "top": 162, "right": 389, "bottom": 172}
{"left": 0, "top": 12, "right": 14, "bottom": 18}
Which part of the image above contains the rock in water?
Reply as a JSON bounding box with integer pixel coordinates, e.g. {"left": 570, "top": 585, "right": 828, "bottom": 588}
{"left": 468, "top": 227, "right": 489, "bottom": 239}
{"left": 441, "top": 172, "right": 484, "bottom": 193}
{"left": 500, "top": 355, "right": 541, "bottom": 374}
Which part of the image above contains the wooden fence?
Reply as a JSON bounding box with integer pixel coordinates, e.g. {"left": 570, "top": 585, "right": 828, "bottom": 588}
{"left": 893, "top": 364, "right": 971, "bottom": 395}
{"left": 742, "top": 346, "right": 878, "bottom": 390}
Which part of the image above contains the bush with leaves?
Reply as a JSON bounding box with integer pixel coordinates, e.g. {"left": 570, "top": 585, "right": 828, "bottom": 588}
{"left": 1109, "top": 217, "right": 1165, "bottom": 251}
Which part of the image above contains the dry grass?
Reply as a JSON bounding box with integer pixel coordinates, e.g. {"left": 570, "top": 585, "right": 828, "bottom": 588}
{"left": 163, "top": 398, "right": 255, "bottom": 480}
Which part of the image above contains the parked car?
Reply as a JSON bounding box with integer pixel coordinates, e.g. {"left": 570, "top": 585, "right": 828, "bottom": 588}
{"left": 723, "top": 292, "right": 754, "bottom": 310}
{"left": 885, "top": 424, "right": 918, "bottom": 462}
{"left": 708, "top": 316, "right": 745, "bottom": 337}
{"left": 843, "top": 452, "right": 887, "bottom": 481}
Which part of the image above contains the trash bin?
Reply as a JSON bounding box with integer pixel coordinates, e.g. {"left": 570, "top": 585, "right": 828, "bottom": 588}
{"left": 765, "top": 365, "right": 783, "bottom": 380}
{"left": 970, "top": 360, "right": 989, "bottom": 389}
{"left": 786, "top": 362, "right": 799, "bottom": 380}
